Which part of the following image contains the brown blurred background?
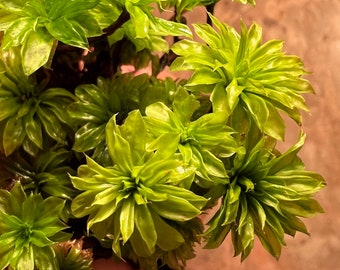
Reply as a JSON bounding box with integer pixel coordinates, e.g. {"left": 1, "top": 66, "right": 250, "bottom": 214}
{"left": 185, "top": 0, "right": 340, "bottom": 269}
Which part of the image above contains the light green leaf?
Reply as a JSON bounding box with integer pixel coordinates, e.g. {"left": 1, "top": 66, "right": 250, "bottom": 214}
{"left": 280, "top": 199, "right": 324, "bottom": 218}
{"left": 222, "top": 184, "right": 241, "bottom": 225}
{"left": 85, "top": 155, "right": 116, "bottom": 178}
{"left": 89, "top": 0, "right": 121, "bottom": 29}
{"left": 186, "top": 67, "right": 225, "bottom": 86}
{"left": 45, "top": 17, "right": 89, "bottom": 49}
{"left": 47, "top": 0, "right": 100, "bottom": 19}
{"left": 135, "top": 204, "right": 157, "bottom": 252}
{"left": 240, "top": 92, "right": 269, "bottom": 134}
{"left": 248, "top": 196, "right": 266, "bottom": 229}
{"left": 1, "top": 17, "right": 33, "bottom": 49}
{"left": 152, "top": 17, "right": 192, "bottom": 38}
{"left": 70, "top": 175, "right": 110, "bottom": 191}
{"left": 71, "top": 190, "right": 97, "bottom": 217}
{"left": 137, "top": 184, "right": 167, "bottom": 202}
{"left": 145, "top": 102, "right": 177, "bottom": 126}
{"left": 172, "top": 87, "right": 200, "bottom": 125}
{"left": 146, "top": 133, "right": 181, "bottom": 158}
{"left": 0, "top": 10, "right": 19, "bottom": 30}
{"left": 120, "top": 198, "right": 135, "bottom": 243}
{"left": 87, "top": 202, "right": 118, "bottom": 230}
{"left": 150, "top": 194, "right": 203, "bottom": 222}
{"left": 226, "top": 78, "right": 245, "bottom": 114}
{"left": 267, "top": 133, "right": 306, "bottom": 174}
{"left": 192, "top": 146, "right": 228, "bottom": 178}
{"left": 93, "top": 186, "right": 120, "bottom": 206}
{"left": 16, "top": 247, "right": 34, "bottom": 270}
{"left": 120, "top": 110, "right": 146, "bottom": 163}
{"left": 193, "top": 23, "right": 221, "bottom": 48}
{"left": 210, "top": 83, "right": 229, "bottom": 114}
{"left": 126, "top": 3, "right": 149, "bottom": 39}
{"left": 140, "top": 157, "right": 181, "bottom": 186}
{"left": 33, "top": 246, "right": 58, "bottom": 270}
{"left": 106, "top": 115, "right": 133, "bottom": 172}
{"left": 21, "top": 28, "right": 54, "bottom": 75}
{"left": 30, "top": 230, "right": 55, "bottom": 247}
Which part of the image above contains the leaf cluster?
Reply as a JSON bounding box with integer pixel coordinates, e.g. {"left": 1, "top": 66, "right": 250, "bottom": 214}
{"left": 0, "top": 183, "right": 70, "bottom": 270}
{"left": 0, "top": 0, "right": 326, "bottom": 269}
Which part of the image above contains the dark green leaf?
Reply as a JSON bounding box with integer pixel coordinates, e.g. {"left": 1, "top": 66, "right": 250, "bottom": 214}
{"left": 0, "top": 97, "right": 20, "bottom": 121}
{"left": 24, "top": 113, "right": 43, "bottom": 149}
{"left": 36, "top": 107, "right": 66, "bottom": 144}
{"left": 73, "top": 123, "right": 106, "bottom": 152}
{"left": 3, "top": 116, "right": 25, "bottom": 156}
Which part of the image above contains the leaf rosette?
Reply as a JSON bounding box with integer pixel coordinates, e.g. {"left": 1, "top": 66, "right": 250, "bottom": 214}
{"left": 204, "top": 128, "right": 326, "bottom": 260}
{"left": 0, "top": 182, "right": 70, "bottom": 270}
{"left": 0, "top": 48, "right": 75, "bottom": 156}
{"left": 0, "top": 146, "right": 76, "bottom": 200}
{"left": 145, "top": 87, "right": 238, "bottom": 186}
{"left": 68, "top": 73, "right": 174, "bottom": 164}
{"left": 70, "top": 110, "right": 207, "bottom": 266}
{"left": 171, "top": 14, "right": 313, "bottom": 140}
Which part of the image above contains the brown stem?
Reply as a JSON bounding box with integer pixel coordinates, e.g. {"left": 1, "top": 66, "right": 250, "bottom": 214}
{"left": 89, "top": 9, "right": 130, "bottom": 43}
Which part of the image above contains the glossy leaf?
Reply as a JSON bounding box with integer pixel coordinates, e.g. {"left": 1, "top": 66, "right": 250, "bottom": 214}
{"left": 120, "top": 198, "right": 135, "bottom": 243}
{"left": 0, "top": 0, "right": 102, "bottom": 73}
{"left": 145, "top": 90, "right": 237, "bottom": 184}
{"left": 21, "top": 28, "right": 55, "bottom": 75}
{"left": 0, "top": 48, "right": 75, "bottom": 155}
{"left": 135, "top": 204, "right": 157, "bottom": 252}
{"left": 205, "top": 133, "right": 325, "bottom": 260}
{"left": 3, "top": 116, "right": 25, "bottom": 156}
{"left": 106, "top": 115, "right": 133, "bottom": 173}
{"left": 171, "top": 14, "right": 313, "bottom": 140}
{"left": 46, "top": 18, "right": 89, "bottom": 49}
{"left": 71, "top": 109, "right": 207, "bottom": 264}
{"left": 0, "top": 182, "right": 70, "bottom": 270}
{"left": 24, "top": 113, "right": 43, "bottom": 149}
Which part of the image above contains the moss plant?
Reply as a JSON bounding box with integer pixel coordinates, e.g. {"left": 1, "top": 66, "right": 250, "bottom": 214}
{"left": 0, "top": 0, "right": 325, "bottom": 269}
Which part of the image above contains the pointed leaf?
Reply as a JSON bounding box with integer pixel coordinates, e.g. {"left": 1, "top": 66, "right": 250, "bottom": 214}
{"left": 120, "top": 198, "right": 135, "bottom": 243}
{"left": 106, "top": 115, "right": 133, "bottom": 172}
